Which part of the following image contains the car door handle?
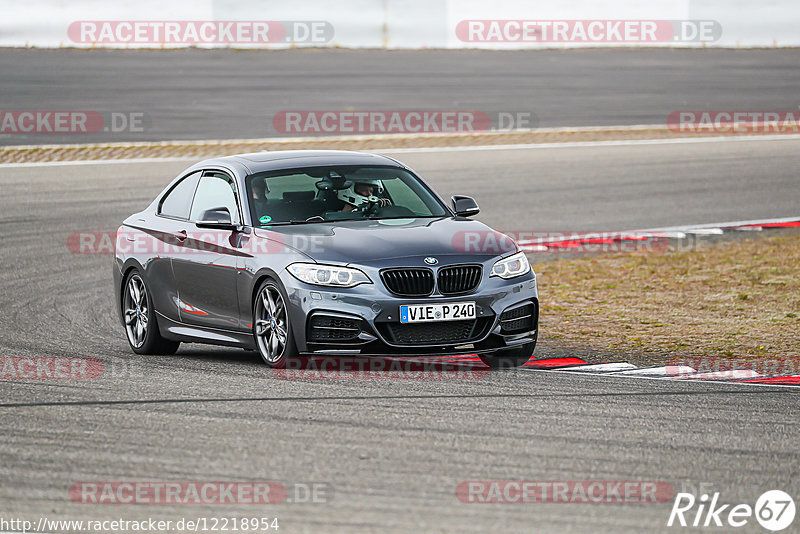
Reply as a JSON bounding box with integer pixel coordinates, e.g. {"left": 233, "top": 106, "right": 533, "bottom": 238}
{"left": 175, "top": 230, "right": 187, "bottom": 242}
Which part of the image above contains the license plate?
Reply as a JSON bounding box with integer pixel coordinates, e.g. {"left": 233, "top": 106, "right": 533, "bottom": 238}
{"left": 399, "top": 302, "right": 476, "bottom": 323}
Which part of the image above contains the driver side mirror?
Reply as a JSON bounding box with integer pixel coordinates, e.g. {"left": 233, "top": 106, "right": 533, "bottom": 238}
{"left": 451, "top": 195, "right": 480, "bottom": 217}
{"left": 196, "top": 207, "right": 236, "bottom": 229}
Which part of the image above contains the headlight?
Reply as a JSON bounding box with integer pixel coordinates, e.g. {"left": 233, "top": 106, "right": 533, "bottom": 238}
{"left": 287, "top": 263, "right": 372, "bottom": 288}
{"left": 490, "top": 251, "right": 531, "bottom": 279}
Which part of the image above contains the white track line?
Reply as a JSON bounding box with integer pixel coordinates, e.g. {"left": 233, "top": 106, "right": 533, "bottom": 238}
{"left": 612, "top": 366, "right": 696, "bottom": 377}
{"left": 534, "top": 367, "right": 800, "bottom": 389}
{"left": 517, "top": 216, "right": 800, "bottom": 247}
{"left": 553, "top": 362, "right": 638, "bottom": 373}
{"left": 3, "top": 132, "right": 800, "bottom": 168}
{"left": 635, "top": 215, "right": 800, "bottom": 233}
{"left": 379, "top": 133, "right": 800, "bottom": 154}
{"left": 0, "top": 156, "right": 197, "bottom": 168}
{"left": 641, "top": 231, "right": 687, "bottom": 239}
{"left": 675, "top": 369, "right": 762, "bottom": 380}
{"left": 449, "top": 358, "right": 794, "bottom": 386}
{"left": 0, "top": 124, "right": 668, "bottom": 151}
{"left": 546, "top": 362, "right": 797, "bottom": 388}
{"left": 684, "top": 228, "right": 725, "bottom": 235}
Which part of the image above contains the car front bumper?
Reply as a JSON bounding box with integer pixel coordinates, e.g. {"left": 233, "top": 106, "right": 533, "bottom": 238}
{"left": 281, "top": 271, "right": 539, "bottom": 356}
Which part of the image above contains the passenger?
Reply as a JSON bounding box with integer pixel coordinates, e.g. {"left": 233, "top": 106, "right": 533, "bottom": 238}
{"left": 251, "top": 178, "right": 269, "bottom": 216}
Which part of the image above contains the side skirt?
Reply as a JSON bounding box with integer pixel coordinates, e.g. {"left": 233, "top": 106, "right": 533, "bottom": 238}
{"left": 156, "top": 312, "right": 256, "bottom": 350}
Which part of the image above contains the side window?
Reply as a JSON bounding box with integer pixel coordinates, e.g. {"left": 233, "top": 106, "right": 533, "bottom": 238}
{"left": 189, "top": 172, "right": 240, "bottom": 224}
{"left": 158, "top": 171, "right": 201, "bottom": 219}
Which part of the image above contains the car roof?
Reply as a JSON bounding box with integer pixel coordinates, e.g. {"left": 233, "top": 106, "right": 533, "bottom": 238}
{"left": 192, "top": 150, "right": 404, "bottom": 175}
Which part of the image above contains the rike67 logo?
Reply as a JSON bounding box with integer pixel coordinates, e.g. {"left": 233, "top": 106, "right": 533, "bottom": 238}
{"left": 668, "top": 490, "right": 795, "bottom": 531}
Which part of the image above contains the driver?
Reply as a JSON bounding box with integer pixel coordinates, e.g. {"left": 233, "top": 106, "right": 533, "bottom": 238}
{"left": 338, "top": 178, "right": 392, "bottom": 212}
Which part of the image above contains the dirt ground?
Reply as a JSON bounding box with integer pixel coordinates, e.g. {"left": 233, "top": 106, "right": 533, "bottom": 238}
{"left": 534, "top": 231, "right": 800, "bottom": 367}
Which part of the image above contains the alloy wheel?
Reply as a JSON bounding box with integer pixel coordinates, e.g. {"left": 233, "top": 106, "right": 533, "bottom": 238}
{"left": 255, "top": 284, "right": 289, "bottom": 364}
{"left": 124, "top": 274, "right": 149, "bottom": 348}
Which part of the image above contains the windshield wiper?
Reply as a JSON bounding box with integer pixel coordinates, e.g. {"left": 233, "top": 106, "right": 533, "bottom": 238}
{"left": 262, "top": 215, "right": 442, "bottom": 226}
{"left": 366, "top": 214, "right": 440, "bottom": 220}
{"left": 259, "top": 220, "right": 320, "bottom": 227}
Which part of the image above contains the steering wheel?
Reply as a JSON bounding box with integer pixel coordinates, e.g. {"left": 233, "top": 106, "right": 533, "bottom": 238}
{"left": 360, "top": 196, "right": 393, "bottom": 215}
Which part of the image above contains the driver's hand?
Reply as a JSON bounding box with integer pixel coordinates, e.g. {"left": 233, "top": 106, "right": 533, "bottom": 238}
{"left": 376, "top": 197, "right": 392, "bottom": 207}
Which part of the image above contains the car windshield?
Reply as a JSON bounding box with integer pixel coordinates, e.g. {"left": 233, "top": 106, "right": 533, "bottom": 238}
{"left": 246, "top": 165, "right": 449, "bottom": 226}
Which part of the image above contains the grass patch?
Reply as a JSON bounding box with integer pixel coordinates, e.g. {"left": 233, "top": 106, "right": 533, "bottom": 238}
{"left": 534, "top": 233, "right": 800, "bottom": 365}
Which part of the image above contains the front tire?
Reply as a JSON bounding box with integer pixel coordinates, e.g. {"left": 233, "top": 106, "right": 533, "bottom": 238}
{"left": 479, "top": 342, "right": 535, "bottom": 369}
{"left": 122, "top": 269, "right": 180, "bottom": 355}
{"left": 253, "top": 279, "right": 298, "bottom": 368}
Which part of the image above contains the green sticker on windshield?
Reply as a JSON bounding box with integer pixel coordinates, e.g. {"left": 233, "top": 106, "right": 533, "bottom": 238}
{"left": 259, "top": 215, "right": 272, "bottom": 224}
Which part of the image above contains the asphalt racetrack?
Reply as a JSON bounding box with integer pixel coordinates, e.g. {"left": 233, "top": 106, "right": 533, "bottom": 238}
{"left": 1, "top": 137, "right": 799, "bottom": 532}
{"left": 1, "top": 48, "right": 800, "bottom": 144}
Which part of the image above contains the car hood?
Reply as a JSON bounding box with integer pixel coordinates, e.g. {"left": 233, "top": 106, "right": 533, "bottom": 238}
{"left": 253, "top": 217, "right": 518, "bottom": 266}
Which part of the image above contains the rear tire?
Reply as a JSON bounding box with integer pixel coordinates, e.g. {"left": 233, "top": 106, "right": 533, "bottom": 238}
{"left": 479, "top": 342, "right": 535, "bottom": 369}
{"left": 122, "top": 269, "right": 180, "bottom": 355}
{"left": 253, "top": 278, "right": 298, "bottom": 368}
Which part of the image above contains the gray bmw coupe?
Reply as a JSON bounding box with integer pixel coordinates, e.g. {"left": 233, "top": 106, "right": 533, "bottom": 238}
{"left": 114, "top": 150, "right": 539, "bottom": 368}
